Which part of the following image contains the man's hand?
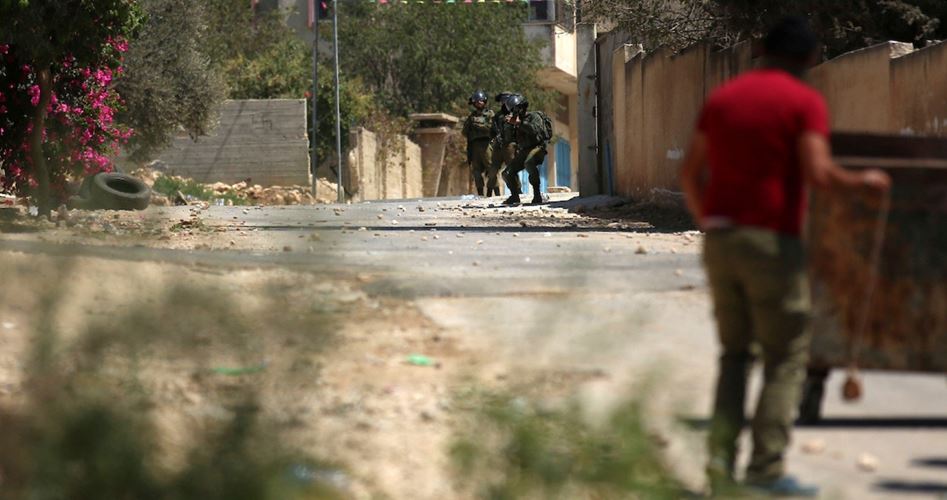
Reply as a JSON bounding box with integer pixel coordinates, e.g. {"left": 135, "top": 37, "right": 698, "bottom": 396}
{"left": 861, "top": 168, "right": 891, "bottom": 192}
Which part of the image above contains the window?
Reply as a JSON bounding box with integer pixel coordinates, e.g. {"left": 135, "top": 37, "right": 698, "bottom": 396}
{"left": 528, "top": 0, "right": 553, "bottom": 22}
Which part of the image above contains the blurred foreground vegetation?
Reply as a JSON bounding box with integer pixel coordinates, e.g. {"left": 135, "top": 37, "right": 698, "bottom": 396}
{"left": 451, "top": 389, "right": 682, "bottom": 499}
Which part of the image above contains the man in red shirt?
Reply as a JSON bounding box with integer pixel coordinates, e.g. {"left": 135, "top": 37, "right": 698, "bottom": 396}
{"left": 680, "top": 16, "right": 890, "bottom": 497}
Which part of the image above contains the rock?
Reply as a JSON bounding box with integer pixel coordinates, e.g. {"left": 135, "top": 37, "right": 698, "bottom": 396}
{"left": 635, "top": 246, "right": 648, "bottom": 254}
{"left": 801, "top": 439, "right": 826, "bottom": 454}
{"left": 283, "top": 246, "right": 292, "bottom": 252}
{"left": 856, "top": 453, "right": 879, "bottom": 472}
{"left": 184, "top": 390, "right": 202, "bottom": 405}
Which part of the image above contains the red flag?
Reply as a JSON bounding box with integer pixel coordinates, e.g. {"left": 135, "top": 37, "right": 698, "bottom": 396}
{"left": 308, "top": 0, "right": 315, "bottom": 28}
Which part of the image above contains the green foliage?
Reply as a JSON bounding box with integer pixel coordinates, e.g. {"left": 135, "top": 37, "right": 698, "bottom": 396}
{"left": 116, "top": 0, "right": 225, "bottom": 163}
{"left": 0, "top": 0, "right": 143, "bottom": 69}
{"left": 153, "top": 174, "right": 213, "bottom": 199}
{"left": 337, "top": 2, "right": 554, "bottom": 117}
{"left": 152, "top": 175, "right": 251, "bottom": 205}
{"left": 0, "top": 261, "right": 344, "bottom": 499}
{"left": 202, "top": 0, "right": 376, "bottom": 166}
{"left": 583, "top": 0, "right": 947, "bottom": 57}
{"left": 451, "top": 389, "right": 682, "bottom": 499}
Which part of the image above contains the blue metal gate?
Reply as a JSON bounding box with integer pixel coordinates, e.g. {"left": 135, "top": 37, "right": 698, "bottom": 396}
{"left": 555, "top": 137, "right": 571, "bottom": 187}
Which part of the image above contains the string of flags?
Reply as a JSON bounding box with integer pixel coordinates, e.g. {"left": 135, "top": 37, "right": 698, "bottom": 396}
{"left": 372, "top": 0, "right": 532, "bottom": 3}
{"left": 307, "top": 0, "right": 533, "bottom": 28}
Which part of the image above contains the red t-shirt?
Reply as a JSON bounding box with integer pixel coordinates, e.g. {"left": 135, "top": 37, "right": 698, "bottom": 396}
{"left": 697, "top": 68, "right": 829, "bottom": 235}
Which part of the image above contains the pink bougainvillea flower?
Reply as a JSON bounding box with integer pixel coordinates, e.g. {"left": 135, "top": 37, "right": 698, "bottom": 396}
{"left": 28, "top": 85, "right": 41, "bottom": 106}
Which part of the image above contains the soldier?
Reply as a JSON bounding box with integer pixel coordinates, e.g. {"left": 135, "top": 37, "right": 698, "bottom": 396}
{"left": 485, "top": 92, "right": 521, "bottom": 198}
{"left": 501, "top": 94, "right": 553, "bottom": 206}
{"left": 461, "top": 90, "right": 494, "bottom": 196}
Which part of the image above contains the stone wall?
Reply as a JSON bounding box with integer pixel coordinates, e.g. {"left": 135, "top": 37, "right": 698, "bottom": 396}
{"left": 147, "top": 99, "right": 310, "bottom": 187}
{"left": 602, "top": 40, "right": 947, "bottom": 196}
{"left": 344, "top": 128, "right": 424, "bottom": 202}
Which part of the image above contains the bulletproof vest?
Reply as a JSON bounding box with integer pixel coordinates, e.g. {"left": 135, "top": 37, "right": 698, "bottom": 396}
{"left": 515, "top": 112, "right": 547, "bottom": 149}
{"left": 463, "top": 109, "right": 494, "bottom": 141}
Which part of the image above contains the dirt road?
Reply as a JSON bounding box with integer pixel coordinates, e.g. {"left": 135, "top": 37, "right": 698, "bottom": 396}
{"left": 0, "top": 195, "right": 944, "bottom": 498}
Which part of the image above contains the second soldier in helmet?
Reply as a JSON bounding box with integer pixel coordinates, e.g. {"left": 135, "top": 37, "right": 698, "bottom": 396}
{"left": 461, "top": 90, "right": 495, "bottom": 197}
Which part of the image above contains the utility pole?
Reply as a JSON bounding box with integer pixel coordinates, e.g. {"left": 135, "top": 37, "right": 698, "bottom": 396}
{"left": 332, "top": 0, "right": 343, "bottom": 203}
{"left": 310, "top": 20, "right": 319, "bottom": 197}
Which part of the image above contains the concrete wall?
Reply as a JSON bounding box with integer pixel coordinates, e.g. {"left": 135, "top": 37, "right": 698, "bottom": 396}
{"left": 152, "top": 99, "right": 310, "bottom": 187}
{"left": 808, "top": 42, "right": 912, "bottom": 133}
{"left": 890, "top": 42, "right": 947, "bottom": 135}
{"left": 601, "top": 39, "right": 947, "bottom": 197}
{"left": 404, "top": 139, "right": 423, "bottom": 199}
{"left": 344, "top": 128, "right": 424, "bottom": 202}
{"left": 610, "top": 43, "right": 752, "bottom": 196}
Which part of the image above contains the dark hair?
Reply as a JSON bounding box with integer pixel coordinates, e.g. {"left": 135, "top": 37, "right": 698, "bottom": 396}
{"left": 763, "top": 16, "right": 818, "bottom": 62}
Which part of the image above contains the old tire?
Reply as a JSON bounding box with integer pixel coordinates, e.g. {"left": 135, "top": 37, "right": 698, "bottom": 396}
{"left": 797, "top": 369, "right": 829, "bottom": 425}
{"left": 89, "top": 172, "right": 150, "bottom": 210}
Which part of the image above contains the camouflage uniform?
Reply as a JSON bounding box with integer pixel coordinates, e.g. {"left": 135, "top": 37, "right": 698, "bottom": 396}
{"left": 486, "top": 113, "right": 517, "bottom": 197}
{"left": 503, "top": 111, "right": 547, "bottom": 202}
{"left": 461, "top": 107, "right": 495, "bottom": 196}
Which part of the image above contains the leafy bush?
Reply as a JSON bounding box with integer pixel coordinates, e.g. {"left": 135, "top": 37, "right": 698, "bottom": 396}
{"left": 451, "top": 390, "right": 682, "bottom": 499}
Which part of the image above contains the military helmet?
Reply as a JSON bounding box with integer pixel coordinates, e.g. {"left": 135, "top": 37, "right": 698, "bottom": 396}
{"left": 468, "top": 89, "right": 488, "bottom": 105}
{"left": 503, "top": 94, "right": 528, "bottom": 116}
{"left": 494, "top": 91, "right": 517, "bottom": 103}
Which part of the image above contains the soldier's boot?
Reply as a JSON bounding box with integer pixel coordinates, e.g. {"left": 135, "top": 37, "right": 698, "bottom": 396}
{"left": 529, "top": 182, "right": 543, "bottom": 205}
{"left": 502, "top": 193, "right": 521, "bottom": 206}
{"left": 473, "top": 174, "right": 485, "bottom": 197}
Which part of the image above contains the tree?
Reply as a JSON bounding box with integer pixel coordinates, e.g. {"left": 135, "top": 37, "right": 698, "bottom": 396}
{"left": 0, "top": 0, "right": 141, "bottom": 216}
{"left": 336, "top": 2, "right": 553, "bottom": 118}
{"left": 582, "top": 0, "right": 947, "bottom": 57}
{"left": 202, "top": 0, "right": 374, "bottom": 167}
{"left": 115, "top": 0, "right": 224, "bottom": 163}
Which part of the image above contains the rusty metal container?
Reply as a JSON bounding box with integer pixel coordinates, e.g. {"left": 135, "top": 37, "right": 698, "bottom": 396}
{"left": 799, "top": 133, "right": 947, "bottom": 421}
{"left": 808, "top": 133, "right": 947, "bottom": 371}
